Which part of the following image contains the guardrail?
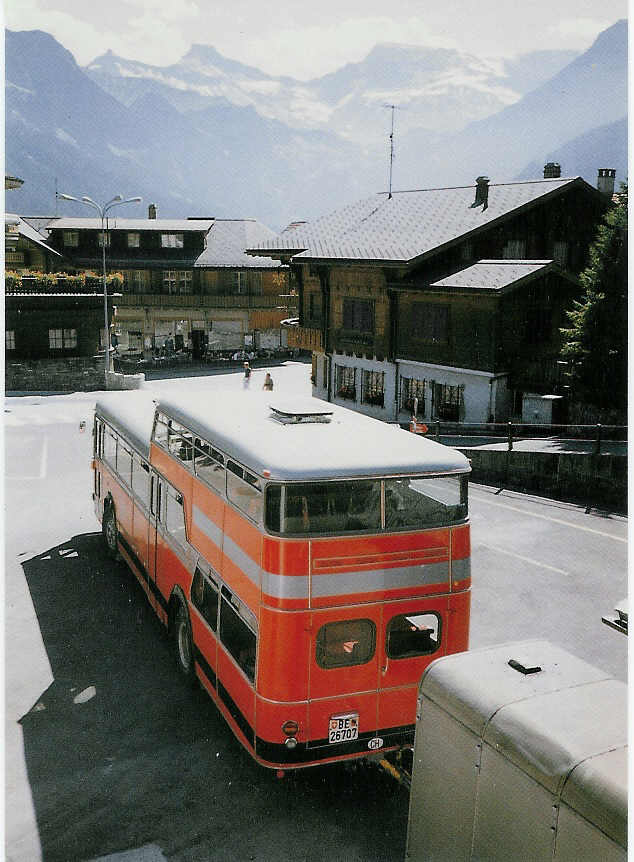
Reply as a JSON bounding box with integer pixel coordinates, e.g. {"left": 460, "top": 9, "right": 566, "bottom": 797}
{"left": 414, "top": 421, "right": 627, "bottom": 455}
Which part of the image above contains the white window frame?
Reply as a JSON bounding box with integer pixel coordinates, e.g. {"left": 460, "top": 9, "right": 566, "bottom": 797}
{"left": 161, "top": 233, "right": 184, "bottom": 249}
{"left": 127, "top": 232, "right": 140, "bottom": 248}
{"left": 163, "top": 270, "right": 192, "bottom": 295}
{"left": 63, "top": 231, "right": 79, "bottom": 247}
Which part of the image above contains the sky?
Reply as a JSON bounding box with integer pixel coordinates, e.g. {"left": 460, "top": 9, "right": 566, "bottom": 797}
{"left": 4, "top": 0, "right": 629, "bottom": 80}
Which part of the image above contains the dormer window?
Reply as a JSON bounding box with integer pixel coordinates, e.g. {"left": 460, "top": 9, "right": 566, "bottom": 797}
{"left": 161, "top": 233, "right": 184, "bottom": 249}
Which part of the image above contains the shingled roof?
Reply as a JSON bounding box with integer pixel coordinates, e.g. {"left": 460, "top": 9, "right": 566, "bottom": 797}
{"left": 428, "top": 259, "right": 571, "bottom": 293}
{"left": 194, "top": 219, "right": 281, "bottom": 269}
{"left": 247, "top": 177, "right": 598, "bottom": 266}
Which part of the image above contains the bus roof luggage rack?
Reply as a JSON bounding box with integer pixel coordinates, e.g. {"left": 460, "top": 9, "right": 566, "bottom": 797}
{"left": 269, "top": 399, "right": 334, "bottom": 424}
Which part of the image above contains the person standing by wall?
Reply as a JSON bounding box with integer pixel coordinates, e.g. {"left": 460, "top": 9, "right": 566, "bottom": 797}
{"left": 263, "top": 372, "right": 274, "bottom": 391}
{"left": 243, "top": 361, "right": 252, "bottom": 389}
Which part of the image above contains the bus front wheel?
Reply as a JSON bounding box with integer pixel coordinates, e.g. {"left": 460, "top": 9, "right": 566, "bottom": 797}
{"left": 174, "top": 601, "right": 195, "bottom": 679}
{"left": 103, "top": 506, "right": 118, "bottom": 559}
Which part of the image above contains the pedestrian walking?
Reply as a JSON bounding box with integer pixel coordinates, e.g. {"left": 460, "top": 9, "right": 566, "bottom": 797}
{"left": 263, "top": 372, "right": 274, "bottom": 391}
{"left": 243, "top": 361, "right": 252, "bottom": 388}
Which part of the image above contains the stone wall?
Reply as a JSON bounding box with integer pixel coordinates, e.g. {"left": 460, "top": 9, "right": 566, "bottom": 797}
{"left": 462, "top": 448, "right": 627, "bottom": 512}
{"left": 6, "top": 357, "right": 105, "bottom": 392}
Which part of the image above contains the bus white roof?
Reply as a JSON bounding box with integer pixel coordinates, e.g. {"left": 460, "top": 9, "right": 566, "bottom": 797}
{"left": 95, "top": 392, "right": 158, "bottom": 458}
{"left": 156, "top": 392, "right": 470, "bottom": 480}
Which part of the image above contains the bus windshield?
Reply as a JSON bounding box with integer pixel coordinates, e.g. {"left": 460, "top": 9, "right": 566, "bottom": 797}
{"left": 265, "top": 475, "right": 467, "bottom": 536}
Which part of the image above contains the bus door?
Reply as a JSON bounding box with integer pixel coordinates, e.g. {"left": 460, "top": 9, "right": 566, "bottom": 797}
{"left": 307, "top": 605, "right": 382, "bottom": 751}
{"left": 377, "top": 598, "right": 448, "bottom": 736}
{"left": 147, "top": 471, "right": 164, "bottom": 618}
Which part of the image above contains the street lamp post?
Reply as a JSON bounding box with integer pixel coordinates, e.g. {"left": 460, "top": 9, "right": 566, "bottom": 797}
{"left": 58, "top": 193, "right": 142, "bottom": 387}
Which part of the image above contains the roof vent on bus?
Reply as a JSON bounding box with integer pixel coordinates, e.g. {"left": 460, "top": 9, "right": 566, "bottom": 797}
{"left": 269, "top": 399, "right": 334, "bottom": 424}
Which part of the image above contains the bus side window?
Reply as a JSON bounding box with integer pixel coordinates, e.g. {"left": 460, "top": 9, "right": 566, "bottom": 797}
{"left": 153, "top": 413, "right": 169, "bottom": 447}
{"left": 219, "top": 587, "right": 256, "bottom": 684}
{"left": 132, "top": 457, "right": 150, "bottom": 509}
{"left": 194, "top": 443, "right": 225, "bottom": 495}
{"left": 165, "top": 487, "right": 187, "bottom": 549}
{"left": 227, "top": 461, "right": 262, "bottom": 523}
{"left": 118, "top": 445, "right": 133, "bottom": 488}
{"left": 191, "top": 567, "right": 219, "bottom": 632}
{"left": 103, "top": 428, "right": 117, "bottom": 470}
{"left": 386, "top": 612, "right": 441, "bottom": 659}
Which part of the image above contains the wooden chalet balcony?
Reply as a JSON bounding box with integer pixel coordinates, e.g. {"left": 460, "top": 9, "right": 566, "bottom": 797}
{"left": 114, "top": 294, "right": 282, "bottom": 309}
{"left": 287, "top": 325, "right": 324, "bottom": 352}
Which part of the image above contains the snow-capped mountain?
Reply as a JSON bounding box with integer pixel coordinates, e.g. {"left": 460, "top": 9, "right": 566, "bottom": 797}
{"left": 85, "top": 40, "right": 579, "bottom": 143}
{"left": 5, "top": 21, "right": 627, "bottom": 231}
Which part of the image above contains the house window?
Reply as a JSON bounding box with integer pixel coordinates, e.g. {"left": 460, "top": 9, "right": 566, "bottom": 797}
{"left": 432, "top": 383, "right": 464, "bottom": 421}
{"left": 233, "top": 272, "right": 247, "bottom": 294}
{"left": 49, "top": 329, "right": 77, "bottom": 349}
{"left": 336, "top": 365, "right": 356, "bottom": 400}
{"left": 413, "top": 304, "right": 449, "bottom": 343}
{"left": 63, "top": 231, "right": 79, "bottom": 247}
{"left": 127, "top": 232, "right": 140, "bottom": 248}
{"left": 401, "top": 377, "right": 426, "bottom": 413}
{"left": 6, "top": 331, "right": 16, "bottom": 350}
{"left": 362, "top": 370, "right": 385, "bottom": 407}
{"left": 308, "top": 292, "right": 322, "bottom": 322}
{"left": 163, "top": 270, "right": 192, "bottom": 294}
{"left": 552, "top": 241, "right": 568, "bottom": 265}
{"left": 502, "top": 239, "right": 526, "bottom": 259}
{"left": 161, "top": 233, "right": 184, "bottom": 249}
{"left": 97, "top": 232, "right": 111, "bottom": 248}
{"left": 343, "top": 298, "right": 374, "bottom": 332}
{"left": 124, "top": 270, "right": 150, "bottom": 293}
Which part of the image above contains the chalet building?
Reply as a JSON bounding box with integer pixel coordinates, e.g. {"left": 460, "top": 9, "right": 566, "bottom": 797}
{"left": 43, "top": 211, "right": 290, "bottom": 359}
{"left": 5, "top": 214, "right": 61, "bottom": 272}
{"left": 248, "top": 170, "right": 612, "bottom": 423}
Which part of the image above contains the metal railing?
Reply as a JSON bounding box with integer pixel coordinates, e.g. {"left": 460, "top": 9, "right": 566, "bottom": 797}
{"left": 414, "top": 421, "right": 627, "bottom": 455}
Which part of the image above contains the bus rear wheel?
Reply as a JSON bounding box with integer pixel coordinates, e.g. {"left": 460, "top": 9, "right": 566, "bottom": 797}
{"left": 174, "top": 601, "right": 195, "bottom": 679}
{"left": 103, "top": 506, "right": 118, "bottom": 559}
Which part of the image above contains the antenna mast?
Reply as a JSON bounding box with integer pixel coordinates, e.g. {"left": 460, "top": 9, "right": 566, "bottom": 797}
{"left": 384, "top": 104, "right": 397, "bottom": 198}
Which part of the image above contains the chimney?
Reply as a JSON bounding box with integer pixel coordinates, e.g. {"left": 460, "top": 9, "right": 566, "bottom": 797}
{"left": 543, "top": 162, "right": 561, "bottom": 179}
{"left": 471, "top": 176, "right": 489, "bottom": 210}
{"left": 597, "top": 168, "right": 616, "bottom": 198}
{"left": 148, "top": 203, "right": 157, "bottom": 219}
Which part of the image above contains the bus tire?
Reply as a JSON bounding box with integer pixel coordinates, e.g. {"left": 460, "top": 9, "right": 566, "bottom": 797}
{"left": 173, "top": 600, "right": 195, "bottom": 680}
{"left": 103, "top": 504, "right": 119, "bottom": 559}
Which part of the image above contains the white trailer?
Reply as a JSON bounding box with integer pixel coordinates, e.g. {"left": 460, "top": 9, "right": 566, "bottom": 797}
{"left": 406, "top": 641, "right": 627, "bottom": 861}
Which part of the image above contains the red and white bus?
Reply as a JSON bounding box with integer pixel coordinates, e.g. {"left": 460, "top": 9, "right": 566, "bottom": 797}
{"left": 92, "top": 391, "right": 471, "bottom": 771}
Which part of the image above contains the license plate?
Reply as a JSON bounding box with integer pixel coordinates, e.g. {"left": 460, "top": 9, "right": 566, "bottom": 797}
{"left": 328, "top": 713, "right": 359, "bottom": 744}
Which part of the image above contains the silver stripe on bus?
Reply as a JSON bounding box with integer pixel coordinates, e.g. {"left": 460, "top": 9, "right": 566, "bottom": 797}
{"left": 193, "top": 505, "right": 223, "bottom": 546}
{"left": 311, "top": 561, "right": 449, "bottom": 598}
{"left": 451, "top": 557, "right": 471, "bottom": 583}
{"left": 261, "top": 570, "right": 310, "bottom": 601}
{"left": 223, "top": 533, "right": 262, "bottom": 587}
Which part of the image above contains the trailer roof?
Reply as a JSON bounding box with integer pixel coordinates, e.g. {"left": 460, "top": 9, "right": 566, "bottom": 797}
{"left": 97, "top": 391, "right": 470, "bottom": 480}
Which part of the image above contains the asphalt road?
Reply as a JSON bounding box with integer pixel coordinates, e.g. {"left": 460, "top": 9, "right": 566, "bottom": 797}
{"left": 5, "top": 364, "right": 628, "bottom": 862}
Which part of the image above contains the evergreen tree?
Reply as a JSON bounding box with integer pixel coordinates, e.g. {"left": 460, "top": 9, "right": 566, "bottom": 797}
{"left": 560, "top": 184, "right": 627, "bottom": 412}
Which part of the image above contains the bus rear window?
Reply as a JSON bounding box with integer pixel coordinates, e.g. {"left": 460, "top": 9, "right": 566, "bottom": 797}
{"left": 316, "top": 619, "right": 376, "bottom": 669}
{"left": 280, "top": 480, "right": 381, "bottom": 535}
{"left": 385, "top": 476, "right": 467, "bottom": 529}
